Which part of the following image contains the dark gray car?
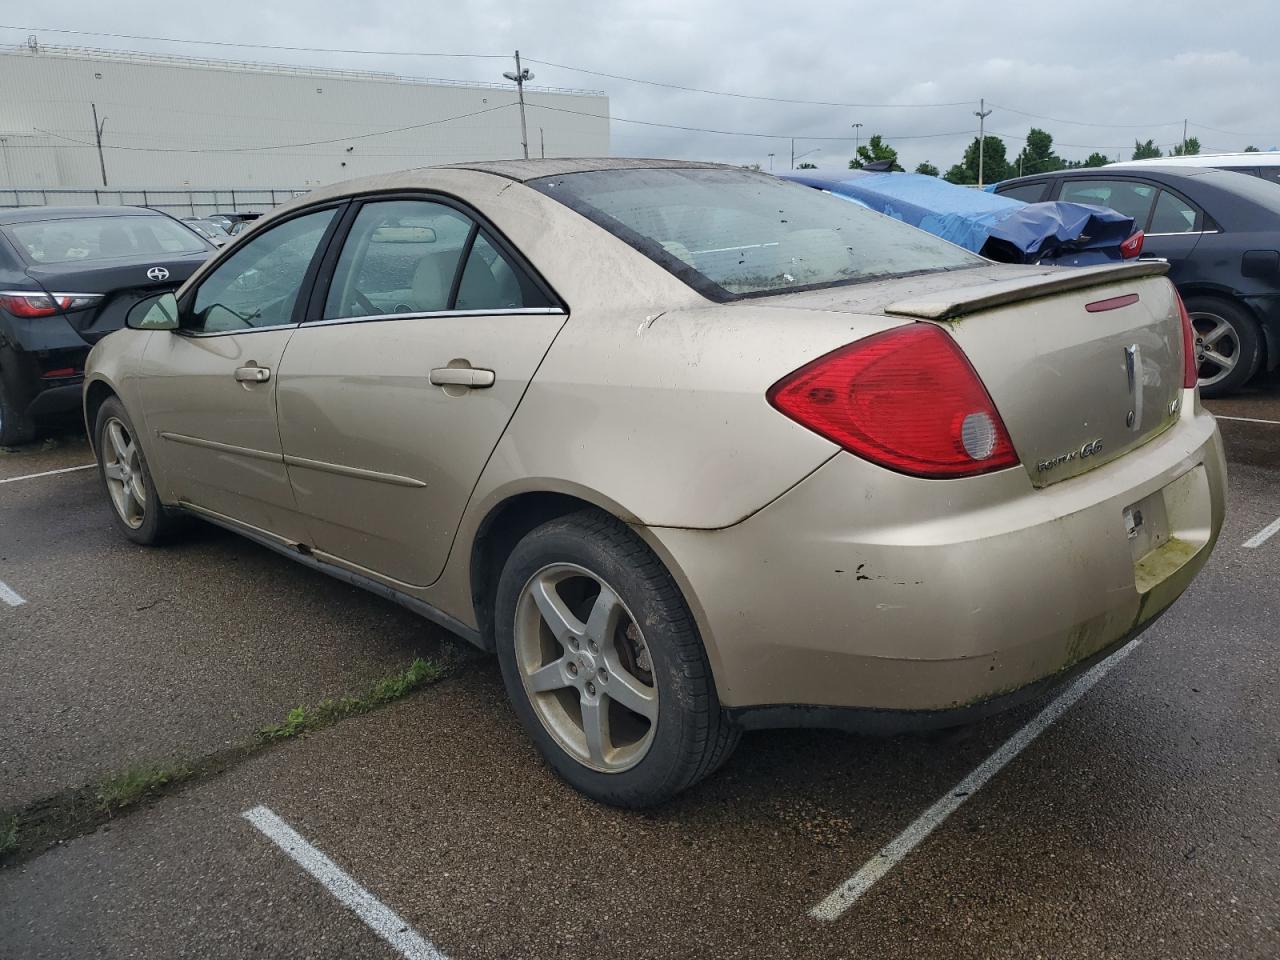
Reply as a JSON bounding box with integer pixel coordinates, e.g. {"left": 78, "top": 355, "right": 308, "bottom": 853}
{"left": 994, "top": 166, "right": 1280, "bottom": 395}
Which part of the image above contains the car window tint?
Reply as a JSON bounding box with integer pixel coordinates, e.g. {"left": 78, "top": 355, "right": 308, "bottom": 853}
{"left": 323, "top": 200, "right": 476, "bottom": 319}
{"left": 1149, "top": 190, "right": 1203, "bottom": 233}
{"left": 1059, "top": 179, "right": 1157, "bottom": 226}
{"left": 6, "top": 215, "right": 208, "bottom": 264}
{"left": 996, "top": 182, "right": 1049, "bottom": 203}
{"left": 189, "top": 209, "right": 335, "bottom": 333}
{"left": 454, "top": 232, "right": 551, "bottom": 311}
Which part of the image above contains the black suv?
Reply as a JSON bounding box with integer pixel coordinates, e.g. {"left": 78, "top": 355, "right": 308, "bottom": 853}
{"left": 994, "top": 166, "right": 1280, "bottom": 396}
{"left": 0, "top": 206, "right": 213, "bottom": 444}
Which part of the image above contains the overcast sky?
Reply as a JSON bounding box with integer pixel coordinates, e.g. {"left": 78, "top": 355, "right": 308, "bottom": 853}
{"left": 7, "top": 0, "right": 1280, "bottom": 172}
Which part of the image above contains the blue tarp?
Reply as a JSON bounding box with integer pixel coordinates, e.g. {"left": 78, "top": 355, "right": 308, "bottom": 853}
{"left": 783, "top": 171, "right": 1135, "bottom": 264}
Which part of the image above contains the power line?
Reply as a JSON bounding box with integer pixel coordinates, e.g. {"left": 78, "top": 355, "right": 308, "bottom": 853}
{"left": 985, "top": 102, "right": 1185, "bottom": 130}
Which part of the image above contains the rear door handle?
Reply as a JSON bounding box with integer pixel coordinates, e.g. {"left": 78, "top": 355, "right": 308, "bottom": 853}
{"left": 235, "top": 365, "right": 271, "bottom": 383}
{"left": 429, "top": 367, "right": 495, "bottom": 388}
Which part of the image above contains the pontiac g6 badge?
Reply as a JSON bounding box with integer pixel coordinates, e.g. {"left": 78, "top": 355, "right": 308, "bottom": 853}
{"left": 1037, "top": 438, "right": 1104, "bottom": 473}
{"left": 146, "top": 266, "right": 170, "bottom": 282}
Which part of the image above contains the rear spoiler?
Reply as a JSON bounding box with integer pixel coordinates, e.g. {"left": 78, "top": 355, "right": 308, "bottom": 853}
{"left": 885, "top": 260, "right": 1170, "bottom": 321}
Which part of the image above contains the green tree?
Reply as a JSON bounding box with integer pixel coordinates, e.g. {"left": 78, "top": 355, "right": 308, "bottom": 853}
{"left": 1132, "top": 139, "right": 1162, "bottom": 160}
{"left": 848, "top": 134, "right": 903, "bottom": 171}
{"left": 1245, "top": 145, "right": 1261, "bottom": 152}
{"left": 915, "top": 161, "right": 940, "bottom": 177}
{"left": 1082, "top": 151, "right": 1110, "bottom": 168}
{"left": 797, "top": 161, "right": 818, "bottom": 169}
{"left": 944, "top": 135, "right": 1010, "bottom": 185}
{"left": 1172, "top": 136, "right": 1201, "bottom": 156}
{"left": 1013, "top": 127, "right": 1064, "bottom": 176}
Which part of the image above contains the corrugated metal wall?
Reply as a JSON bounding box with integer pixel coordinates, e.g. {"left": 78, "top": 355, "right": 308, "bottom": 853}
{"left": 0, "top": 45, "right": 611, "bottom": 189}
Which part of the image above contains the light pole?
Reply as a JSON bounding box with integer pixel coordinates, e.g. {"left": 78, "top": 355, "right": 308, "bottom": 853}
{"left": 767, "top": 152, "right": 775, "bottom": 172}
{"left": 502, "top": 51, "right": 534, "bottom": 160}
{"left": 851, "top": 122, "right": 863, "bottom": 166}
{"left": 91, "top": 102, "right": 108, "bottom": 187}
{"left": 973, "top": 98, "right": 992, "bottom": 187}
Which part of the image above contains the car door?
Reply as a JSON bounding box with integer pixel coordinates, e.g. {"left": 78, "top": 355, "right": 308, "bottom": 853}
{"left": 275, "top": 196, "right": 567, "bottom": 587}
{"left": 1133, "top": 186, "right": 1209, "bottom": 283}
{"left": 1055, "top": 177, "right": 1205, "bottom": 276}
{"left": 138, "top": 205, "right": 342, "bottom": 536}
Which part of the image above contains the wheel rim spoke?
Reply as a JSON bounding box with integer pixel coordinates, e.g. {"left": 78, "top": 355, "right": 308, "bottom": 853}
{"left": 580, "top": 695, "right": 610, "bottom": 765}
{"left": 107, "top": 421, "right": 129, "bottom": 462}
{"left": 604, "top": 666, "right": 658, "bottom": 721}
{"left": 527, "top": 658, "right": 572, "bottom": 693}
{"left": 103, "top": 463, "right": 125, "bottom": 481}
{"left": 1202, "top": 320, "right": 1233, "bottom": 347}
{"left": 584, "top": 585, "right": 623, "bottom": 643}
{"left": 128, "top": 474, "right": 147, "bottom": 508}
{"left": 1202, "top": 347, "right": 1235, "bottom": 372}
{"left": 531, "top": 575, "right": 585, "bottom": 648}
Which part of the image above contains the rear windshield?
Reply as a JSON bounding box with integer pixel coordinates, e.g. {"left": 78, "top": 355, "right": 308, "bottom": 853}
{"left": 528, "top": 167, "right": 982, "bottom": 300}
{"left": 6, "top": 215, "right": 208, "bottom": 265}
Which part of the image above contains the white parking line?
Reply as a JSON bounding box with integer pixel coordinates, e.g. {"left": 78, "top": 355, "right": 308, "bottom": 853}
{"left": 809, "top": 637, "right": 1144, "bottom": 922}
{"left": 1244, "top": 516, "right": 1280, "bottom": 549}
{"left": 243, "top": 806, "right": 446, "bottom": 960}
{"left": 1213, "top": 415, "right": 1280, "bottom": 426}
{"left": 0, "top": 580, "right": 25, "bottom": 606}
{"left": 0, "top": 463, "right": 95, "bottom": 484}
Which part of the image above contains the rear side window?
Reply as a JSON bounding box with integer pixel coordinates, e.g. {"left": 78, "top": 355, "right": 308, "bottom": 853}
{"left": 529, "top": 167, "right": 981, "bottom": 301}
{"left": 322, "top": 199, "right": 551, "bottom": 320}
{"left": 6, "top": 215, "right": 208, "bottom": 264}
{"left": 1059, "top": 179, "right": 1158, "bottom": 226}
{"left": 997, "top": 181, "right": 1049, "bottom": 203}
{"left": 1148, "top": 190, "right": 1204, "bottom": 233}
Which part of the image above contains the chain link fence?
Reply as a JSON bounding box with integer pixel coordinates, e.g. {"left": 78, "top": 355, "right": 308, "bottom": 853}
{"left": 0, "top": 187, "right": 309, "bottom": 216}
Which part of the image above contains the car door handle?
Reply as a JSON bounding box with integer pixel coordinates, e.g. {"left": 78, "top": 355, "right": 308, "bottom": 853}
{"left": 429, "top": 367, "right": 495, "bottom": 388}
{"left": 234, "top": 365, "right": 271, "bottom": 383}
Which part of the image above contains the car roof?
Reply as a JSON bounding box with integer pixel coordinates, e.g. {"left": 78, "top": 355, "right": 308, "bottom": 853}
{"left": 1003, "top": 165, "right": 1222, "bottom": 183}
{"left": 1113, "top": 152, "right": 1280, "bottom": 167}
{"left": 0, "top": 205, "right": 159, "bottom": 225}
{"left": 438, "top": 157, "right": 735, "bottom": 182}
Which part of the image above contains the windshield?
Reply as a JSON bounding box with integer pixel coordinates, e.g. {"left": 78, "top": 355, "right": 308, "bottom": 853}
{"left": 7, "top": 214, "right": 209, "bottom": 265}
{"left": 528, "top": 167, "right": 982, "bottom": 300}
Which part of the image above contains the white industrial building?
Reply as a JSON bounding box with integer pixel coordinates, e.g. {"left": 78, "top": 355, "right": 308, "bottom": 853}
{"left": 0, "top": 41, "right": 611, "bottom": 193}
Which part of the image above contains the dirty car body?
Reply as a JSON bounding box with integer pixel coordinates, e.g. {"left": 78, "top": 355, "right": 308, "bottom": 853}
{"left": 84, "top": 160, "right": 1225, "bottom": 806}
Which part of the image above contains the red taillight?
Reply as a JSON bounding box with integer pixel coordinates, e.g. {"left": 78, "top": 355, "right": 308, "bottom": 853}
{"left": 1120, "top": 230, "right": 1144, "bottom": 259}
{"left": 1175, "top": 288, "right": 1198, "bottom": 389}
{"left": 0, "top": 292, "right": 102, "bottom": 317}
{"left": 767, "top": 324, "right": 1020, "bottom": 479}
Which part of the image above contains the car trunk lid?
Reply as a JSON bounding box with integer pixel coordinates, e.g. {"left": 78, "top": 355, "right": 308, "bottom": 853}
{"left": 25, "top": 251, "right": 209, "bottom": 344}
{"left": 881, "top": 261, "right": 1184, "bottom": 487}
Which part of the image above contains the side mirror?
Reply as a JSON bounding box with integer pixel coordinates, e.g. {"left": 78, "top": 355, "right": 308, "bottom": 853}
{"left": 127, "top": 292, "right": 180, "bottom": 331}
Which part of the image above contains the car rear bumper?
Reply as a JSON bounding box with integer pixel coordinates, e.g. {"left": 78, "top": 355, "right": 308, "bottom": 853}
{"left": 0, "top": 344, "right": 88, "bottom": 421}
{"left": 643, "top": 395, "right": 1225, "bottom": 720}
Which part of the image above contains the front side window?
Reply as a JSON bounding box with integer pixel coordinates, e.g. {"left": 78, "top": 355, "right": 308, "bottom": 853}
{"left": 322, "top": 199, "right": 551, "bottom": 320}
{"left": 528, "top": 167, "right": 981, "bottom": 300}
{"left": 6, "top": 215, "right": 209, "bottom": 264}
{"left": 1059, "top": 179, "right": 1158, "bottom": 226}
{"left": 189, "top": 209, "right": 335, "bottom": 333}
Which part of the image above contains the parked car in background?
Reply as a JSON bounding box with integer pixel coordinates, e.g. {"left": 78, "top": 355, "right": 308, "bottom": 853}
{"left": 785, "top": 170, "right": 1140, "bottom": 265}
{"left": 85, "top": 160, "right": 1223, "bottom": 806}
{"left": 994, "top": 166, "right": 1280, "bottom": 395}
{"left": 1111, "top": 152, "right": 1280, "bottom": 186}
{"left": 0, "top": 205, "right": 214, "bottom": 445}
{"left": 182, "top": 217, "right": 232, "bottom": 247}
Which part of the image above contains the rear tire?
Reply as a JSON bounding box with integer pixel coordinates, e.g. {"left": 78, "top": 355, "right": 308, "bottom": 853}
{"left": 0, "top": 371, "right": 36, "bottom": 447}
{"left": 494, "top": 509, "right": 739, "bottom": 807}
{"left": 1185, "top": 295, "right": 1262, "bottom": 397}
{"left": 94, "top": 397, "right": 186, "bottom": 545}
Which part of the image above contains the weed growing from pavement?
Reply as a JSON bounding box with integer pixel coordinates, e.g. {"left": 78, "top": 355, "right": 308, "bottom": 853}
{"left": 95, "top": 763, "right": 195, "bottom": 812}
{"left": 0, "top": 654, "right": 450, "bottom": 867}
{"left": 258, "top": 657, "right": 442, "bottom": 742}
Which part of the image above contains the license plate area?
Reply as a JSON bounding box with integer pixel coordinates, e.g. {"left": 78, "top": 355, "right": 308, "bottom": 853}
{"left": 1124, "top": 491, "right": 1169, "bottom": 565}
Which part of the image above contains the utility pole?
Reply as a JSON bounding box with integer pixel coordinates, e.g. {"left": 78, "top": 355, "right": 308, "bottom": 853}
{"left": 790, "top": 137, "right": 794, "bottom": 170}
{"left": 540, "top": 127, "right": 545, "bottom": 159}
{"left": 851, "top": 122, "right": 863, "bottom": 165}
{"left": 974, "top": 98, "right": 992, "bottom": 186}
{"left": 502, "top": 51, "right": 534, "bottom": 160}
{"left": 91, "top": 102, "right": 108, "bottom": 187}
{"left": 1182, "top": 118, "right": 1188, "bottom": 154}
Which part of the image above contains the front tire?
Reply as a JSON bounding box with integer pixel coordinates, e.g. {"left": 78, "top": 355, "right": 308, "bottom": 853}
{"left": 94, "top": 397, "right": 185, "bottom": 545}
{"left": 494, "top": 509, "right": 739, "bottom": 807}
{"left": 1185, "top": 295, "right": 1262, "bottom": 397}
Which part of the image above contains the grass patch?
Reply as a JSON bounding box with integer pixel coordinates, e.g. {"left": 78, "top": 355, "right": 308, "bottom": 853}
{"left": 259, "top": 657, "right": 442, "bottom": 743}
{"left": 95, "top": 763, "right": 194, "bottom": 812}
{"left": 0, "top": 817, "right": 16, "bottom": 856}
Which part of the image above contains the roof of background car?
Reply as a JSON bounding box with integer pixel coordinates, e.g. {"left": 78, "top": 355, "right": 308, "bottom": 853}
{"left": 1001, "top": 166, "right": 1220, "bottom": 183}
{"left": 0, "top": 205, "right": 158, "bottom": 225}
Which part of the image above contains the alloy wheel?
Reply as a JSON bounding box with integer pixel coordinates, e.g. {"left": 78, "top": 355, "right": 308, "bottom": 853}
{"left": 513, "top": 563, "right": 658, "bottom": 773}
{"left": 101, "top": 417, "right": 147, "bottom": 529}
{"left": 1190, "top": 310, "right": 1239, "bottom": 389}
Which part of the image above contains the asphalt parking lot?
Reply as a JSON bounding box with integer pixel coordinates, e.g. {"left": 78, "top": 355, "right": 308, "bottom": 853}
{"left": 1, "top": 390, "right": 1278, "bottom": 960}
